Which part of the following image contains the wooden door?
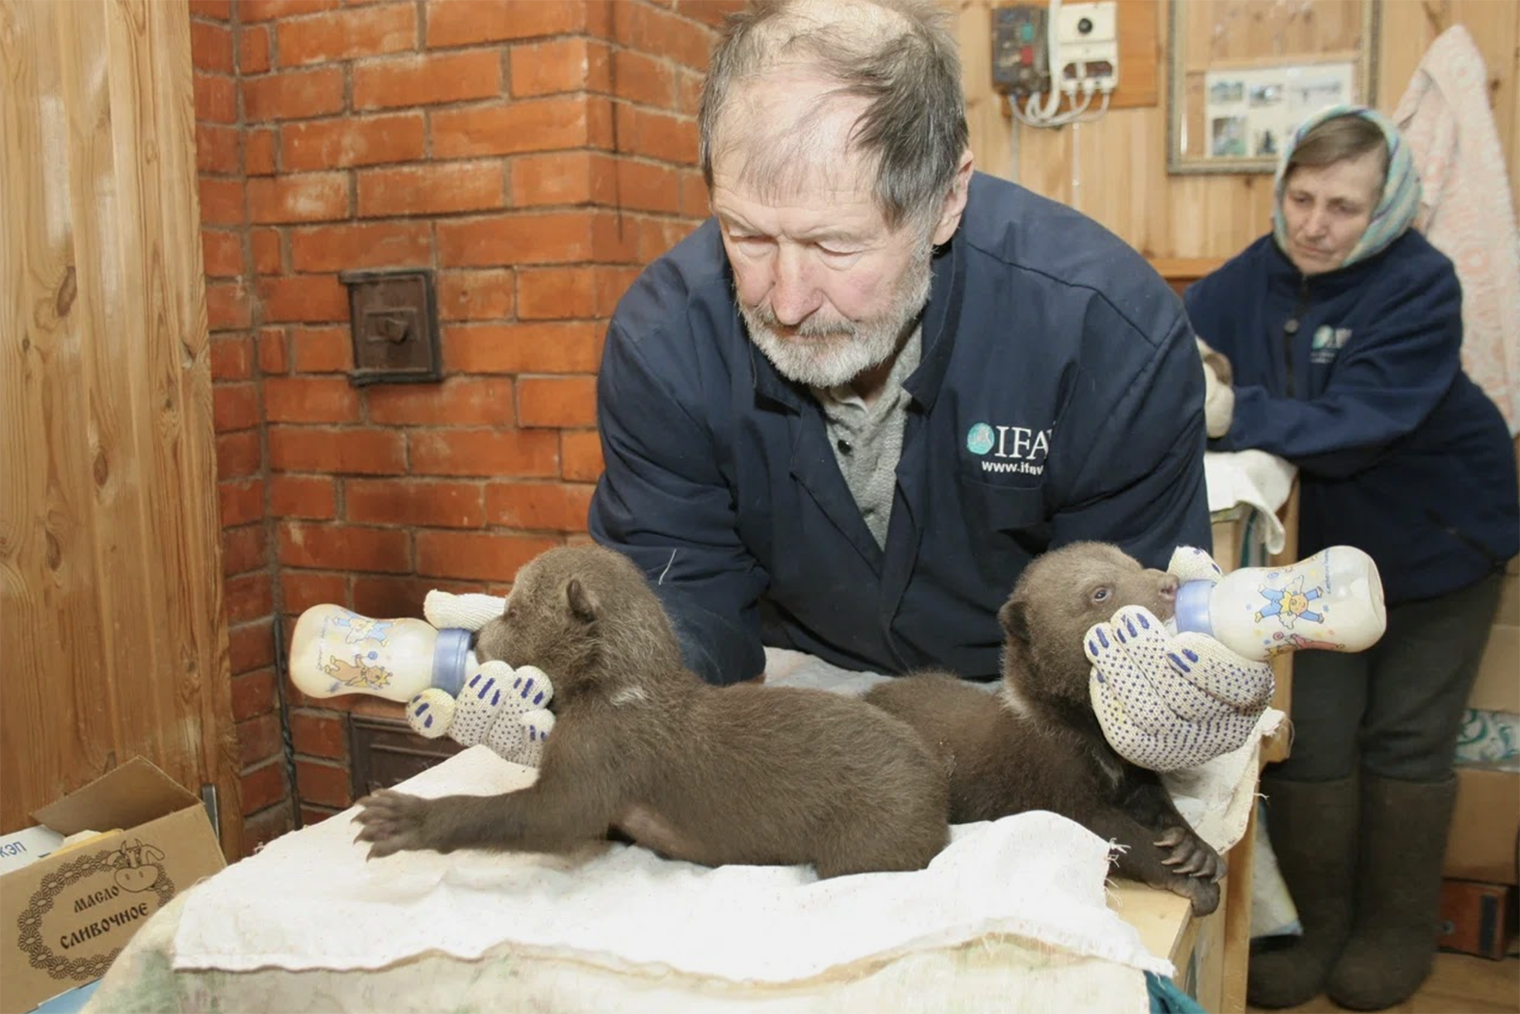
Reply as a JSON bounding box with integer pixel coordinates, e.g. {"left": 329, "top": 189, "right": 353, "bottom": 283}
{"left": 1, "top": 0, "right": 242, "bottom": 855}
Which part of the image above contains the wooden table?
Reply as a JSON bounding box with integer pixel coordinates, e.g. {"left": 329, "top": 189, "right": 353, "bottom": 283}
{"left": 1106, "top": 488, "right": 1299, "bottom": 1012}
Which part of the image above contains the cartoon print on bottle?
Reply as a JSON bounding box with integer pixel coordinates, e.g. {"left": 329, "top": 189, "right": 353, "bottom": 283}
{"left": 321, "top": 651, "right": 394, "bottom": 692}
{"left": 1253, "top": 575, "right": 1326, "bottom": 627}
{"left": 1268, "top": 631, "right": 1346, "bottom": 654}
{"left": 328, "top": 610, "right": 394, "bottom": 646}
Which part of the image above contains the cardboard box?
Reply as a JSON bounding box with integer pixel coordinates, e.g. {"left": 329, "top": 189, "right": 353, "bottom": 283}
{"left": 0, "top": 758, "right": 226, "bottom": 1014}
{"left": 1468, "top": 624, "right": 1518, "bottom": 714}
{"left": 1443, "top": 765, "right": 1520, "bottom": 886}
{"left": 1438, "top": 879, "right": 1517, "bottom": 960}
{"left": 0, "top": 828, "right": 65, "bottom": 876}
{"left": 1495, "top": 568, "right": 1519, "bottom": 626}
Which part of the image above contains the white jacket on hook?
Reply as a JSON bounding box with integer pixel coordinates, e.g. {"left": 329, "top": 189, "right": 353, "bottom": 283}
{"left": 1394, "top": 24, "right": 1520, "bottom": 435}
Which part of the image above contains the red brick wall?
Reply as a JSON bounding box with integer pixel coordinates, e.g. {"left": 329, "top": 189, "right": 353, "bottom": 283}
{"left": 189, "top": 0, "right": 740, "bottom": 839}
{"left": 192, "top": 0, "right": 295, "bottom": 858}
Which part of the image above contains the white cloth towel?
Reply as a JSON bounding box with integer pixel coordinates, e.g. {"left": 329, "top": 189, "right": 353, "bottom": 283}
{"left": 172, "top": 745, "right": 1171, "bottom": 980}
{"left": 1162, "top": 707, "right": 1284, "bottom": 852}
{"left": 1204, "top": 450, "right": 1297, "bottom": 554}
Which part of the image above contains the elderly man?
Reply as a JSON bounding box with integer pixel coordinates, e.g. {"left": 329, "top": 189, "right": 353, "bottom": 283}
{"left": 590, "top": 0, "right": 1230, "bottom": 699}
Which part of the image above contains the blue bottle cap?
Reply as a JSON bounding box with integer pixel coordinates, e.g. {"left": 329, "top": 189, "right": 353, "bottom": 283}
{"left": 431, "top": 627, "right": 472, "bottom": 696}
{"left": 1174, "top": 580, "right": 1215, "bottom": 638}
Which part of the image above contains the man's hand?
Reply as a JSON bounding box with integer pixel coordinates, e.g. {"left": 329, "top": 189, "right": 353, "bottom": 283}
{"left": 404, "top": 589, "right": 556, "bottom": 767}
{"left": 1085, "top": 548, "right": 1275, "bottom": 771}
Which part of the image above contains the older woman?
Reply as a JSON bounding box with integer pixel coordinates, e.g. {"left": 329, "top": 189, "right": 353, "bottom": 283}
{"left": 1185, "top": 105, "right": 1518, "bottom": 1011}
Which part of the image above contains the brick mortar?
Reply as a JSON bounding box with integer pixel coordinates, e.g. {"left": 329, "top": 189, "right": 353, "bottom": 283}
{"left": 189, "top": 0, "right": 720, "bottom": 828}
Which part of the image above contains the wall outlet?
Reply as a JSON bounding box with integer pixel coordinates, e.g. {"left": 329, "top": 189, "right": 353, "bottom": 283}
{"left": 1055, "top": 2, "right": 1117, "bottom": 66}
{"left": 1054, "top": 1, "right": 1118, "bottom": 91}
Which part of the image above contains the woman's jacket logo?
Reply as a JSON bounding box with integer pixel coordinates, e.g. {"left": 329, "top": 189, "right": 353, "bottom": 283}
{"left": 1310, "top": 325, "right": 1353, "bottom": 364}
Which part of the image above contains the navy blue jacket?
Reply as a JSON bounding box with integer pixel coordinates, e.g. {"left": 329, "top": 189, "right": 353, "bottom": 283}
{"left": 1186, "top": 232, "right": 1518, "bottom": 604}
{"left": 589, "top": 172, "right": 1212, "bottom": 684}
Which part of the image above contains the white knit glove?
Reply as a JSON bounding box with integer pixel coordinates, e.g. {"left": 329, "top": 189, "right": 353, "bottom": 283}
{"left": 1085, "top": 547, "right": 1275, "bottom": 771}
{"left": 404, "top": 590, "right": 556, "bottom": 767}
{"left": 1198, "top": 338, "right": 1236, "bottom": 439}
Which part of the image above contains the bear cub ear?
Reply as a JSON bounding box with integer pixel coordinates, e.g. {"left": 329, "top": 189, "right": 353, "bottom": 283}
{"left": 565, "top": 577, "right": 598, "bottom": 624}
{"left": 997, "top": 596, "right": 1031, "bottom": 643}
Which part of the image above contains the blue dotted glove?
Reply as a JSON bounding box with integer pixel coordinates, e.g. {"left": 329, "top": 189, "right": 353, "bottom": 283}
{"left": 407, "top": 662, "right": 556, "bottom": 768}
{"left": 413, "top": 588, "right": 556, "bottom": 767}
{"left": 1085, "top": 549, "right": 1275, "bottom": 771}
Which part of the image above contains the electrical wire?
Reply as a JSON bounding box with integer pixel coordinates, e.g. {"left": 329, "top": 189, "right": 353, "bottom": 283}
{"left": 1014, "top": 80, "right": 1112, "bottom": 126}
{"left": 1010, "top": 3, "right": 1117, "bottom": 132}
{"left": 1029, "top": 0, "right": 1065, "bottom": 122}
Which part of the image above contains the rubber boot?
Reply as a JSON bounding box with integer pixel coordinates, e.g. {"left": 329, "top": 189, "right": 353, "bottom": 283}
{"left": 1246, "top": 774, "right": 1358, "bottom": 1009}
{"left": 1327, "top": 774, "right": 1458, "bottom": 1011}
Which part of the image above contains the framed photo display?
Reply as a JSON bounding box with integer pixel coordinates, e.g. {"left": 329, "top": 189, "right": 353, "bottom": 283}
{"left": 1168, "top": 0, "right": 1379, "bottom": 174}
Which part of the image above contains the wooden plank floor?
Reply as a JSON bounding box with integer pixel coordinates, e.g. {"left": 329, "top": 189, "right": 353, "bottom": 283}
{"left": 1246, "top": 952, "right": 1520, "bottom": 1013}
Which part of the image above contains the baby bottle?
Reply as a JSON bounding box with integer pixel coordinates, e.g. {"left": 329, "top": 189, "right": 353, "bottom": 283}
{"left": 288, "top": 605, "right": 474, "bottom": 702}
{"left": 1172, "top": 546, "right": 1386, "bottom": 661}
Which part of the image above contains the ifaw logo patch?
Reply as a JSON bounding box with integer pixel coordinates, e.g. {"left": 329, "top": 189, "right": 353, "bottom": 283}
{"left": 966, "top": 422, "right": 1050, "bottom": 477}
{"left": 1310, "top": 325, "right": 1352, "bottom": 365}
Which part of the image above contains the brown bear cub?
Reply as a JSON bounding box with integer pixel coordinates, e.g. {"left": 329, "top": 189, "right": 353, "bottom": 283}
{"left": 353, "top": 544, "right": 950, "bottom": 879}
{"left": 865, "top": 542, "right": 1226, "bottom": 914}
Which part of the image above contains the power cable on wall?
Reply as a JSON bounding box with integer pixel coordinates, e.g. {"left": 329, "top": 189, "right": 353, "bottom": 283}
{"left": 1010, "top": 0, "right": 1116, "bottom": 131}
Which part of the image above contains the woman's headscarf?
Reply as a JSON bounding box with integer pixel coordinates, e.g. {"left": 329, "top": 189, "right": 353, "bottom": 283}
{"left": 1271, "top": 104, "right": 1422, "bottom": 270}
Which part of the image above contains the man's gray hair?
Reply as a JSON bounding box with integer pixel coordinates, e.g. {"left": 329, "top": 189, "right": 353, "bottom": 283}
{"left": 698, "top": 0, "right": 969, "bottom": 232}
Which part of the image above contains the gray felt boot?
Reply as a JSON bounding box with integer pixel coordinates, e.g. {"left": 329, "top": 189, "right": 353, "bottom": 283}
{"left": 1246, "top": 774, "right": 1358, "bottom": 1009}
{"left": 1327, "top": 774, "right": 1458, "bottom": 1011}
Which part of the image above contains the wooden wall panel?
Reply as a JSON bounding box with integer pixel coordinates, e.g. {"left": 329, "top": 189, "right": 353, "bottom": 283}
{"left": 1, "top": 0, "right": 240, "bottom": 854}
{"left": 956, "top": 0, "right": 1520, "bottom": 259}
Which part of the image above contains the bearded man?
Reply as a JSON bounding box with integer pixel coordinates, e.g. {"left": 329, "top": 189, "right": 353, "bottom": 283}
{"left": 588, "top": 0, "right": 1217, "bottom": 688}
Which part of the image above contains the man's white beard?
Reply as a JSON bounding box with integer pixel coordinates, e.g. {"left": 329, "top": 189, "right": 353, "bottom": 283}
{"left": 741, "top": 246, "right": 933, "bottom": 390}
